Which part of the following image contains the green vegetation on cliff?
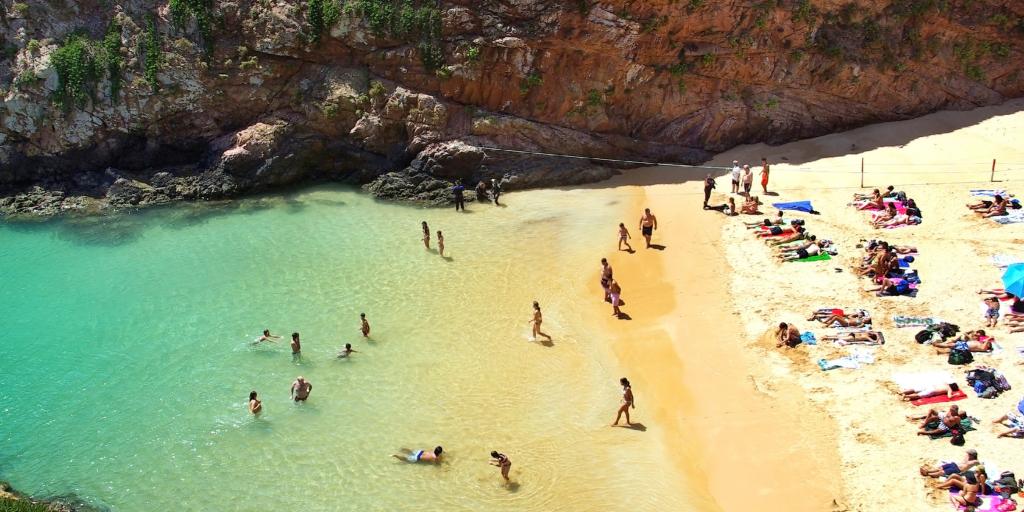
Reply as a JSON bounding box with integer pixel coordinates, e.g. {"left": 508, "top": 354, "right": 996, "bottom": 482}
{"left": 51, "top": 22, "right": 124, "bottom": 108}
{"left": 169, "top": 0, "right": 213, "bottom": 53}
{"left": 307, "top": 0, "right": 341, "bottom": 44}
{"left": 144, "top": 16, "right": 162, "bottom": 91}
{"left": 341, "top": 0, "right": 444, "bottom": 69}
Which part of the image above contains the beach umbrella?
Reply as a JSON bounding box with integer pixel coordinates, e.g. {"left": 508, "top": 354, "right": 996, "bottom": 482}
{"left": 1001, "top": 263, "right": 1024, "bottom": 297}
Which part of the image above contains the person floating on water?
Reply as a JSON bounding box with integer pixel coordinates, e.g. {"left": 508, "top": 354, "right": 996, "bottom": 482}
{"left": 290, "top": 332, "right": 301, "bottom": 355}
{"left": 531, "top": 301, "right": 552, "bottom": 343}
{"left": 617, "top": 223, "right": 632, "bottom": 252}
{"left": 338, "top": 343, "right": 358, "bottom": 358}
{"left": 255, "top": 329, "right": 279, "bottom": 344}
{"left": 393, "top": 446, "right": 442, "bottom": 463}
{"left": 437, "top": 230, "right": 445, "bottom": 257}
{"left": 638, "top": 208, "right": 657, "bottom": 248}
{"left": 452, "top": 182, "right": 466, "bottom": 211}
{"left": 248, "top": 391, "right": 262, "bottom": 415}
{"left": 291, "top": 376, "right": 312, "bottom": 402}
{"left": 360, "top": 313, "right": 371, "bottom": 337}
{"left": 613, "top": 377, "right": 635, "bottom": 426}
{"left": 421, "top": 221, "right": 431, "bottom": 249}
{"left": 490, "top": 451, "right": 512, "bottom": 481}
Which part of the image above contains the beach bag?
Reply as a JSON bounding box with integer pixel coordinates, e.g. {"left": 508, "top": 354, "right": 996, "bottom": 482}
{"left": 950, "top": 431, "right": 966, "bottom": 445}
{"left": 994, "top": 370, "right": 1012, "bottom": 392}
{"left": 916, "top": 329, "right": 936, "bottom": 344}
{"left": 895, "top": 191, "right": 908, "bottom": 202}
{"left": 790, "top": 219, "right": 805, "bottom": 226}
{"left": 996, "top": 472, "right": 1020, "bottom": 498}
{"left": 948, "top": 346, "right": 974, "bottom": 365}
{"left": 937, "top": 323, "right": 960, "bottom": 340}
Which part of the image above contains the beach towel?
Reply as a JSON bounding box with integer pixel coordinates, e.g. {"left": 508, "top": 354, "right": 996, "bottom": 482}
{"left": 993, "top": 255, "right": 1024, "bottom": 269}
{"left": 773, "top": 201, "right": 816, "bottom": 213}
{"left": 792, "top": 253, "right": 832, "bottom": 263}
{"left": 971, "top": 189, "right": 1008, "bottom": 198}
{"left": 993, "top": 210, "right": 1024, "bottom": 224}
{"left": 892, "top": 371, "right": 955, "bottom": 391}
{"left": 800, "top": 332, "right": 817, "bottom": 345}
{"left": 911, "top": 389, "right": 968, "bottom": 406}
{"left": 817, "top": 347, "right": 875, "bottom": 371}
{"left": 893, "top": 316, "right": 939, "bottom": 328}
{"left": 929, "top": 418, "right": 976, "bottom": 438}
{"left": 950, "top": 491, "right": 1003, "bottom": 511}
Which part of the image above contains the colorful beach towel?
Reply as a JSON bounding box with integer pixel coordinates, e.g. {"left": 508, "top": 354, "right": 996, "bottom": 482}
{"left": 993, "top": 210, "right": 1024, "bottom": 224}
{"left": 893, "top": 316, "right": 940, "bottom": 328}
{"left": 928, "top": 418, "right": 975, "bottom": 438}
{"left": 792, "top": 253, "right": 832, "bottom": 263}
{"left": 773, "top": 201, "right": 817, "bottom": 213}
{"left": 971, "top": 189, "right": 1008, "bottom": 198}
{"left": 800, "top": 332, "right": 817, "bottom": 345}
{"left": 911, "top": 389, "right": 968, "bottom": 406}
{"left": 950, "top": 491, "right": 1003, "bottom": 511}
{"left": 817, "top": 347, "right": 875, "bottom": 371}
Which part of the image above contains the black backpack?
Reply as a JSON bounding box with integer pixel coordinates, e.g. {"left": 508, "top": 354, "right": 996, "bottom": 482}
{"left": 948, "top": 348, "right": 974, "bottom": 365}
{"left": 916, "top": 323, "right": 960, "bottom": 344}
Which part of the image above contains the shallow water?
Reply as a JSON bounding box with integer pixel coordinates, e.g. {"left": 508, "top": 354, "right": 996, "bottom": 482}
{"left": 0, "top": 186, "right": 698, "bottom": 511}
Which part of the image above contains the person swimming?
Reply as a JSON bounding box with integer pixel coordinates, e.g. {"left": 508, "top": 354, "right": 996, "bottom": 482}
{"left": 490, "top": 451, "right": 512, "bottom": 481}
{"left": 392, "top": 446, "right": 443, "bottom": 463}
{"left": 248, "top": 391, "right": 262, "bottom": 415}
{"left": 338, "top": 343, "right": 358, "bottom": 358}
{"left": 360, "top": 313, "right": 371, "bottom": 337}
{"left": 255, "top": 329, "right": 279, "bottom": 344}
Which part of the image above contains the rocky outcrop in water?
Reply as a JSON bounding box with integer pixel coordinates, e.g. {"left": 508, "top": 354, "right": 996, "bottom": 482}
{"left": 1, "top": 0, "right": 1022, "bottom": 215}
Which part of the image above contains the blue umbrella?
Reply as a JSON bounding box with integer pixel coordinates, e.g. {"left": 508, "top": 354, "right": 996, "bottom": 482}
{"left": 1002, "top": 263, "right": 1024, "bottom": 298}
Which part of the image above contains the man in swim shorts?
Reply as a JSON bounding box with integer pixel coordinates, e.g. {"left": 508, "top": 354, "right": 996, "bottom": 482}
{"left": 638, "top": 208, "right": 657, "bottom": 248}
{"left": 392, "top": 446, "right": 443, "bottom": 463}
{"left": 600, "top": 258, "right": 613, "bottom": 302}
{"left": 291, "top": 376, "right": 312, "bottom": 402}
{"left": 920, "top": 448, "right": 978, "bottom": 477}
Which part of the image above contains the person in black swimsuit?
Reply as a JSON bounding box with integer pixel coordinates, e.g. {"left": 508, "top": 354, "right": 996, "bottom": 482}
{"left": 703, "top": 175, "right": 716, "bottom": 209}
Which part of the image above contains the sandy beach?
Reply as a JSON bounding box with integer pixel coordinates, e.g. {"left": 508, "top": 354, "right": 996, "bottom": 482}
{"left": 587, "top": 98, "right": 1024, "bottom": 511}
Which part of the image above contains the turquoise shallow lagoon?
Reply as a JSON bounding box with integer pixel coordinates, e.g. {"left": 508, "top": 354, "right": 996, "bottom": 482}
{"left": 0, "top": 186, "right": 694, "bottom": 511}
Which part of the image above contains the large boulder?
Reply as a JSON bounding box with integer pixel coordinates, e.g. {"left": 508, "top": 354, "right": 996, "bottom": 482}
{"left": 410, "top": 141, "right": 484, "bottom": 180}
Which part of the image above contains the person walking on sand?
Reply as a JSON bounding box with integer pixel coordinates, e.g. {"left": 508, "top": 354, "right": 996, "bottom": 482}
{"left": 613, "top": 377, "right": 635, "bottom": 426}
{"left": 741, "top": 164, "right": 753, "bottom": 196}
{"left": 730, "top": 160, "right": 741, "bottom": 194}
{"left": 248, "top": 391, "right": 262, "bottom": 415}
{"left": 617, "top": 223, "right": 632, "bottom": 252}
{"left": 703, "top": 174, "right": 716, "bottom": 209}
{"left": 531, "top": 301, "right": 552, "bottom": 342}
{"left": 490, "top": 451, "right": 512, "bottom": 481}
{"left": 452, "top": 182, "right": 466, "bottom": 211}
{"left": 609, "top": 279, "right": 623, "bottom": 317}
{"left": 421, "top": 221, "right": 431, "bottom": 249}
{"left": 437, "top": 231, "right": 445, "bottom": 257}
{"left": 600, "top": 258, "right": 614, "bottom": 302}
{"left": 759, "top": 157, "right": 770, "bottom": 194}
{"left": 360, "top": 313, "right": 371, "bottom": 337}
{"left": 291, "top": 376, "right": 312, "bottom": 402}
{"left": 491, "top": 178, "right": 502, "bottom": 206}
{"left": 290, "top": 332, "right": 302, "bottom": 355}
{"left": 255, "top": 329, "right": 279, "bottom": 344}
{"left": 638, "top": 208, "right": 657, "bottom": 248}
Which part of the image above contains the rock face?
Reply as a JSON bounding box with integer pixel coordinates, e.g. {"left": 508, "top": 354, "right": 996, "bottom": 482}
{"left": 1, "top": 0, "right": 1022, "bottom": 215}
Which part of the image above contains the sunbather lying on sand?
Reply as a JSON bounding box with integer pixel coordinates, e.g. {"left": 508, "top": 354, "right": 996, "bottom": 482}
{"left": 856, "top": 190, "right": 885, "bottom": 210}
{"left": 919, "top": 448, "right": 978, "bottom": 477}
{"left": 870, "top": 203, "right": 898, "bottom": 225}
{"left": 767, "top": 228, "right": 807, "bottom": 246}
{"left": 754, "top": 224, "right": 797, "bottom": 238}
{"left": 933, "top": 330, "right": 993, "bottom": 353}
{"left": 900, "top": 382, "right": 960, "bottom": 401}
{"left": 810, "top": 310, "right": 870, "bottom": 327}
{"left": 874, "top": 213, "right": 912, "bottom": 229}
{"left": 866, "top": 276, "right": 912, "bottom": 296}
{"left": 917, "top": 407, "right": 968, "bottom": 436}
{"left": 822, "top": 331, "right": 884, "bottom": 345}
{"left": 744, "top": 211, "right": 784, "bottom": 229}
{"left": 853, "top": 187, "right": 893, "bottom": 202}
{"left": 908, "top": 405, "right": 963, "bottom": 427}
{"left": 993, "top": 409, "right": 1024, "bottom": 438}
{"left": 777, "top": 237, "right": 820, "bottom": 261}
{"left": 935, "top": 466, "right": 991, "bottom": 493}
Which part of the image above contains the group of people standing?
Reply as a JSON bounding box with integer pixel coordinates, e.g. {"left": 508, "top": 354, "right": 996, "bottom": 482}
{"left": 453, "top": 179, "right": 503, "bottom": 211}
{"left": 729, "top": 158, "right": 771, "bottom": 196}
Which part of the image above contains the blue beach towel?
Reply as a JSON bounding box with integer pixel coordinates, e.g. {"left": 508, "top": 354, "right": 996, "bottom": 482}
{"left": 773, "top": 201, "right": 816, "bottom": 213}
{"left": 801, "top": 332, "right": 817, "bottom": 345}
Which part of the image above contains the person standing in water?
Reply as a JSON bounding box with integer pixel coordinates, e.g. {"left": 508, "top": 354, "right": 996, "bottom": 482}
{"left": 617, "top": 223, "right": 632, "bottom": 252}
{"left": 452, "top": 182, "right": 466, "bottom": 211}
{"left": 613, "top": 377, "right": 635, "bottom": 426}
{"left": 703, "top": 174, "right": 716, "bottom": 209}
{"left": 609, "top": 279, "right": 622, "bottom": 317}
{"left": 437, "top": 231, "right": 445, "bottom": 257}
{"left": 290, "top": 332, "right": 301, "bottom": 355}
{"left": 491, "top": 178, "right": 502, "bottom": 205}
{"left": 531, "top": 301, "right": 552, "bottom": 342}
{"left": 759, "top": 157, "right": 770, "bottom": 194}
{"left": 600, "top": 258, "right": 614, "bottom": 302}
{"left": 638, "top": 208, "right": 658, "bottom": 248}
{"left": 421, "top": 221, "right": 431, "bottom": 249}
{"left": 248, "top": 391, "right": 262, "bottom": 415}
{"left": 291, "top": 376, "right": 312, "bottom": 402}
{"left": 338, "top": 343, "right": 358, "bottom": 358}
{"left": 360, "top": 313, "right": 370, "bottom": 338}
{"left": 490, "top": 451, "right": 512, "bottom": 481}
{"left": 255, "top": 329, "right": 279, "bottom": 344}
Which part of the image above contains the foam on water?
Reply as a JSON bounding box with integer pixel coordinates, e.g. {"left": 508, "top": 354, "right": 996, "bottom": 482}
{"left": 0, "top": 186, "right": 693, "bottom": 511}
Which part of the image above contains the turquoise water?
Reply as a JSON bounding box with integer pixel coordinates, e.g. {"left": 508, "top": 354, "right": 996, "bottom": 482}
{"left": 0, "top": 186, "right": 692, "bottom": 511}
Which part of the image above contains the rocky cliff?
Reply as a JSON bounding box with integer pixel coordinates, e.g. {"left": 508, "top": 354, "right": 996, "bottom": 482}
{"left": 1, "top": 0, "right": 1022, "bottom": 215}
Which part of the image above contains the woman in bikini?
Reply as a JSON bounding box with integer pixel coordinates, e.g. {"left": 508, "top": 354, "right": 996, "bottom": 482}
{"left": 248, "top": 391, "right": 262, "bottom": 415}
{"left": 949, "top": 472, "right": 984, "bottom": 509}
{"left": 613, "top": 377, "right": 635, "bottom": 426}
{"left": 531, "top": 301, "right": 552, "bottom": 342}
{"left": 490, "top": 451, "right": 512, "bottom": 481}
{"left": 870, "top": 202, "right": 897, "bottom": 227}
{"left": 609, "top": 279, "right": 623, "bottom": 317}
{"left": 740, "top": 195, "right": 761, "bottom": 215}
{"left": 857, "top": 190, "right": 885, "bottom": 210}
{"left": 617, "top": 223, "right": 632, "bottom": 252}
{"left": 421, "top": 221, "right": 431, "bottom": 249}
{"left": 822, "top": 331, "right": 885, "bottom": 345}
{"left": 437, "top": 230, "right": 445, "bottom": 257}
